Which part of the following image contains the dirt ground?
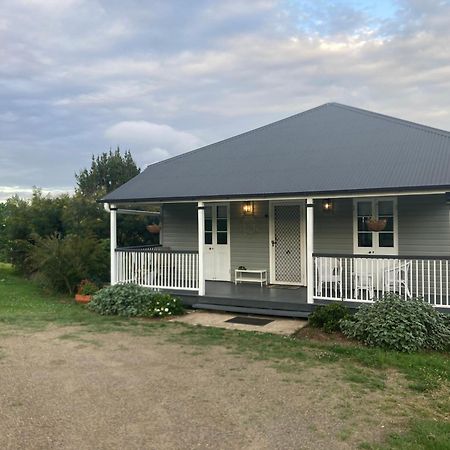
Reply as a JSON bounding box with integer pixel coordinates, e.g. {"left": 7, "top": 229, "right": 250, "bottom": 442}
{"left": 0, "top": 325, "right": 412, "bottom": 450}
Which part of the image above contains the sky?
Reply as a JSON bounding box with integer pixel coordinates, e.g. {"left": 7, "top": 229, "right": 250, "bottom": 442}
{"left": 1, "top": 0, "right": 450, "bottom": 201}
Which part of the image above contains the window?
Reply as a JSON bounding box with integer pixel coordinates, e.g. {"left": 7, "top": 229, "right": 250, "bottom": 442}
{"left": 204, "top": 206, "right": 212, "bottom": 245}
{"left": 357, "top": 201, "right": 373, "bottom": 248}
{"left": 354, "top": 198, "right": 397, "bottom": 255}
{"left": 204, "top": 204, "right": 228, "bottom": 245}
{"left": 378, "top": 200, "right": 394, "bottom": 248}
{"left": 216, "top": 206, "right": 228, "bottom": 245}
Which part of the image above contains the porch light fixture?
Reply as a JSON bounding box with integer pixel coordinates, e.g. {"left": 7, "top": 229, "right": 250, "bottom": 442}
{"left": 242, "top": 201, "right": 255, "bottom": 216}
{"left": 322, "top": 199, "right": 333, "bottom": 213}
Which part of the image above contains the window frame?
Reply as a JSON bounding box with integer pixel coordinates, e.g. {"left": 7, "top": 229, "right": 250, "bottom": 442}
{"left": 353, "top": 197, "right": 398, "bottom": 255}
{"left": 203, "top": 203, "right": 230, "bottom": 246}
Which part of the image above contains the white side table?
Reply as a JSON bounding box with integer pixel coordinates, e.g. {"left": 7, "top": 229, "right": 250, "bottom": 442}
{"left": 234, "top": 269, "right": 267, "bottom": 287}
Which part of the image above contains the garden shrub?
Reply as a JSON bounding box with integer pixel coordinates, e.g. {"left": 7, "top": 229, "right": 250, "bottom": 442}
{"left": 340, "top": 294, "right": 450, "bottom": 352}
{"left": 88, "top": 284, "right": 184, "bottom": 318}
{"left": 147, "top": 292, "right": 185, "bottom": 318}
{"left": 308, "top": 302, "right": 350, "bottom": 333}
{"left": 28, "top": 232, "right": 108, "bottom": 294}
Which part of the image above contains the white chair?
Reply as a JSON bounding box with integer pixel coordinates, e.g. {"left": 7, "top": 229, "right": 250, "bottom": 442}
{"left": 383, "top": 261, "right": 412, "bottom": 298}
{"left": 316, "top": 258, "right": 342, "bottom": 297}
{"left": 353, "top": 266, "right": 375, "bottom": 299}
{"left": 353, "top": 259, "right": 412, "bottom": 300}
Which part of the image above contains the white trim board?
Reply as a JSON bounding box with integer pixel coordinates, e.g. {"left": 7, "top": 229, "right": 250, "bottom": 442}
{"left": 107, "top": 189, "right": 449, "bottom": 206}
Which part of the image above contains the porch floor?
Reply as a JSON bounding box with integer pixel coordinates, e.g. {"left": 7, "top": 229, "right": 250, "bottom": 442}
{"left": 205, "top": 281, "right": 308, "bottom": 303}
{"left": 173, "top": 281, "right": 315, "bottom": 317}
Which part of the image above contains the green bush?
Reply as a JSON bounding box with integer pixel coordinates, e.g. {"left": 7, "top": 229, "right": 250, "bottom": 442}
{"left": 308, "top": 302, "right": 350, "bottom": 333}
{"left": 28, "top": 233, "right": 108, "bottom": 294}
{"left": 340, "top": 294, "right": 450, "bottom": 352}
{"left": 148, "top": 292, "right": 185, "bottom": 318}
{"left": 88, "top": 284, "right": 184, "bottom": 318}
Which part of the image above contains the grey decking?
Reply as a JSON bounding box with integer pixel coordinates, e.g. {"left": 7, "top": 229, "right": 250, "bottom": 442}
{"left": 205, "top": 281, "right": 307, "bottom": 303}
{"left": 172, "top": 281, "right": 314, "bottom": 317}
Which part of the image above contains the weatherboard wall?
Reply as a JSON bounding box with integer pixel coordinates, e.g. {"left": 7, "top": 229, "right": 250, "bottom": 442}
{"left": 160, "top": 203, "right": 198, "bottom": 251}
{"left": 314, "top": 198, "right": 353, "bottom": 253}
{"left": 398, "top": 194, "right": 450, "bottom": 256}
{"left": 230, "top": 201, "right": 271, "bottom": 280}
{"left": 160, "top": 195, "right": 450, "bottom": 280}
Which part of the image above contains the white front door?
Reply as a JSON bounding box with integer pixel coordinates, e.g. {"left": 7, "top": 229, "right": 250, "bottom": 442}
{"left": 269, "top": 203, "right": 306, "bottom": 285}
{"left": 203, "top": 204, "right": 231, "bottom": 281}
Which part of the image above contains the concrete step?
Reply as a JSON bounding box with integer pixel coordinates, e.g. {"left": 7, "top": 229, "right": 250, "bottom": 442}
{"left": 191, "top": 303, "right": 311, "bottom": 318}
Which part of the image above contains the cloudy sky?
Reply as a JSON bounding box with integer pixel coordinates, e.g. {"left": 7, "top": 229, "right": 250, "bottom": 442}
{"left": 1, "top": 0, "right": 450, "bottom": 200}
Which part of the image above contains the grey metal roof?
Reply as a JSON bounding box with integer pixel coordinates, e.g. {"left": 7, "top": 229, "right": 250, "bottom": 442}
{"left": 101, "top": 103, "right": 450, "bottom": 203}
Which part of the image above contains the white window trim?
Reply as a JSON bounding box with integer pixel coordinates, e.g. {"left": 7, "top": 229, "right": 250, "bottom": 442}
{"left": 353, "top": 197, "right": 398, "bottom": 255}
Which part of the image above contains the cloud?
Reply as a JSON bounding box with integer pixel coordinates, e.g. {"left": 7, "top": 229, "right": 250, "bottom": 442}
{"left": 104, "top": 121, "right": 203, "bottom": 166}
{"left": 0, "top": 186, "right": 72, "bottom": 202}
{"left": 1, "top": 0, "right": 450, "bottom": 197}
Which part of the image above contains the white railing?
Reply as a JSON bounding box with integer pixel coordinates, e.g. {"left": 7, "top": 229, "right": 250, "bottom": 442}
{"left": 116, "top": 247, "right": 199, "bottom": 291}
{"left": 313, "top": 254, "right": 450, "bottom": 308}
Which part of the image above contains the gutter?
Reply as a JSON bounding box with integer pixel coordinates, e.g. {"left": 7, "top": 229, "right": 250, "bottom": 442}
{"left": 97, "top": 185, "right": 450, "bottom": 204}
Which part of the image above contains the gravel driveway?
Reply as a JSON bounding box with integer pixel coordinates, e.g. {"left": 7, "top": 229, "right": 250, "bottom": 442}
{"left": 0, "top": 325, "right": 393, "bottom": 449}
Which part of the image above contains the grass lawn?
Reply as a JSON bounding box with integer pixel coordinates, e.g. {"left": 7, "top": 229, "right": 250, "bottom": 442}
{"left": 0, "top": 262, "right": 449, "bottom": 449}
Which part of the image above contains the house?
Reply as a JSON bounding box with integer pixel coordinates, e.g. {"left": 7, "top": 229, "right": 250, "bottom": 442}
{"left": 101, "top": 103, "right": 450, "bottom": 316}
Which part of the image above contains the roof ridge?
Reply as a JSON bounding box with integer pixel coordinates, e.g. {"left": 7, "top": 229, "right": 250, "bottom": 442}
{"left": 143, "top": 103, "right": 332, "bottom": 171}
{"left": 329, "top": 102, "right": 450, "bottom": 139}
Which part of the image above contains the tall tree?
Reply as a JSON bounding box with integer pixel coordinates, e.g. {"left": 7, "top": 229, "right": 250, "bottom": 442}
{"left": 0, "top": 202, "right": 8, "bottom": 262}
{"left": 75, "top": 148, "right": 158, "bottom": 247}
{"left": 75, "top": 148, "right": 140, "bottom": 198}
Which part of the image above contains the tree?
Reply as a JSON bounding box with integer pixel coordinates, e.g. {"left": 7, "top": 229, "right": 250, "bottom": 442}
{"left": 0, "top": 202, "right": 8, "bottom": 262}
{"left": 74, "top": 148, "right": 157, "bottom": 247}
{"left": 61, "top": 194, "right": 109, "bottom": 238}
{"left": 75, "top": 148, "right": 140, "bottom": 198}
{"left": 1, "top": 190, "right": 68, "bottom": 272}
{"left": 0, "top": 149, "right": 157, "bottom": 289}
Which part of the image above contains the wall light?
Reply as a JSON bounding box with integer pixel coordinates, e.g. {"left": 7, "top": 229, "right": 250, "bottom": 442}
{"left": 242, "top": 201, "right": 255, "bottom": 216}
{"left": 322, "top": 199, "right": 333, "bottom": 213}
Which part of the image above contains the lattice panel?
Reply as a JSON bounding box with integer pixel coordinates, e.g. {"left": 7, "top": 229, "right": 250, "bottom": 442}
{"left": 274, "top": 205, "right": 302, "bottom": 284}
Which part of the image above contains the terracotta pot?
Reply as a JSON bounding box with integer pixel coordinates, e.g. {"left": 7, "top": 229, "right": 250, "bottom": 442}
{"left": 146, "top": 224, "right": 161, "bottom": 234}
{"left": 366, "top": 218, "right": 387, "bottom": 232}
{"left": 75, "top": 294, "right": 92, "bottom": 304}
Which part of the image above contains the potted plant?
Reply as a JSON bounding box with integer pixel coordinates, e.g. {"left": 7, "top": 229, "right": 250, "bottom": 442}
{"left": 366, "top": 217, "right": 387, "bottom": 232}
{"left": 75, "top": 279, "right": 99, "bottom": 304}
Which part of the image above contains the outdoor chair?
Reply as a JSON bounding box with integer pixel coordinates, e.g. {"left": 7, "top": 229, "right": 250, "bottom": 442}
{"left": 353, "top": 259, "right": 412, "bottom": 300}
{"left": 382, "top": 261, "right": 412, "bottom": 298}
{"left": 315, "top": 257, "right": 342, "bottom": 297}
{"left": 353, "top": 264, "right": 375, "bottom": 300}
